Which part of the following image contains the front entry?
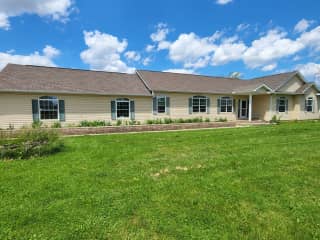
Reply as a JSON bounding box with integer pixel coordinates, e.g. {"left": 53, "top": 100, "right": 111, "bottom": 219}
{"left": 238, "top": 99, "right": 249, "bottom": 119}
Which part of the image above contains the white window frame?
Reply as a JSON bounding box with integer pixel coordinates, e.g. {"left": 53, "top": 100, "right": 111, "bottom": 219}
{"left": 277, "top": 96, "right": 288, "bottom": 113}
{"left": 38, "top": 96, "right": 59, "bottom": 121}
{"left": 192, "top": 96, "right": 208, "bottom": 113}
{"left": 306, "top": 97, "right": 313, "bottom": 112}
{"left": 156, "top": 96, "right": 167, "bottom": 114}
{"left": 220, "top": 96, "right": 233, "bottom": 113}
{"left": 115, "top": 98, "right": 131, "bottom": 119}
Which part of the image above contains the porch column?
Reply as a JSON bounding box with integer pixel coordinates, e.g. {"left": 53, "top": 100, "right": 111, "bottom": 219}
{"left": 249, "top": 94, "right": 253, "bottom": 121}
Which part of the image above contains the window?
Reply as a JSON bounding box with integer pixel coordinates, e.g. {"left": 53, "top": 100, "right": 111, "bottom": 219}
{"left": 220, "top": 97, "right": 233, "bottom": 113}
{"left": 306, "top": 97, "right": 313, "bottom": 112}
{"left": 157, "top": 96, "right": 166, "bottom": 113}
{"left": 277, "top": 97, "right": 288, "bottom": 113}
{"left": 192, "top": 96, "right": 207, "bottom": 113}
{"left": 39, "top": 96, "right": 59, "bottom": 120}
{"left": 116, "top": 98, "right": 130, "bottom": 118}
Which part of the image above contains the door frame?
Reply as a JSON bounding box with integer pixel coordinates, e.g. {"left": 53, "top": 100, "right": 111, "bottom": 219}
{"left": 238, "top": 99, "right": 249, "bottom": 119}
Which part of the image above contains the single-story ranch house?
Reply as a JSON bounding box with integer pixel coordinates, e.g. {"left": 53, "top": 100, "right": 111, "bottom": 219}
{"left": 0, "top": 64, "right": 319, "bottom": 129}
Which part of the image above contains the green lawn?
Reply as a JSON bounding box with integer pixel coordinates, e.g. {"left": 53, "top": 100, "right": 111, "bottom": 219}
{"left": 0, "top": 122, "right": 320, "bottom": 240}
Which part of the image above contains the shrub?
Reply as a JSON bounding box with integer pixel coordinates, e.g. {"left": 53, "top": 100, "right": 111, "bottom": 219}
{"left": 79, "top": 120, "right": 106, "bottom": 127}
{"left": 164, "top": 118, "right": 173, "bottom": 124}
{"left": 0, "top": 129, "right": 63, "bottom": 160}
{"left": 205, "top": 118, "right": 210, "bottom": 122}
{"left": 270, "top": 115, "right": 281, "bottom": 124}
{"left": 32, "top": 121, "right": 43, "bottom": 129}
{"left": 215, "top": 117, "right": 228, "bottom": 122}
{"left": 51, "top": 122, "right": 62, "bottom": 128}
{"left": 116, "top": 120, "right": 122, "bottom": 126}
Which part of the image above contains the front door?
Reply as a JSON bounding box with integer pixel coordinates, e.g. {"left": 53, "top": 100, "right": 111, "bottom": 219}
{"left": 239, "top": 99, "right": 248, "bottom": 119}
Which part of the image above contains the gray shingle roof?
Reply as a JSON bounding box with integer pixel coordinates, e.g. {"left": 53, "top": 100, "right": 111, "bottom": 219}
{"left": 0, "top": 64, "right": 151, "bottom": 96}
{"left": 0, "top": 64, "right": 317, "bottom": 96}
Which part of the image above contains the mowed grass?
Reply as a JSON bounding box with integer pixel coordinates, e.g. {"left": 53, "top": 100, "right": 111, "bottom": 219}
{"left": 0, "top": 122, "right": 320, "bottom": 240}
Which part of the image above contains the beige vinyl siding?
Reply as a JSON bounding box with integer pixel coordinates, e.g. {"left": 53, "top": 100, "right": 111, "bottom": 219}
{"left": 278, "top": 76, "right": 304, "bottom": 92}
{"left": 252, "top": 95, "right": 270, "bottom": 120}
{"left": 0, "top": 93, "right": 152, "bottom": 129}
{"left": 297, "top": 88, "right": 320, "bottom": 120}
{"left": 153, "top": 92, "right": 238, "bottom": 121}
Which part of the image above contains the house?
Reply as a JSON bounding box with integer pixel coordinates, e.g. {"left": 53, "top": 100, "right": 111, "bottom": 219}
{"left": 0, "top": 64, "right": 319, "bottom": 129}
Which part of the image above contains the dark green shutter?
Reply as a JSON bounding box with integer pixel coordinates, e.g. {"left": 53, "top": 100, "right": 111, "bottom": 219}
{"left": 312, "top": 97, "right": 315, "bottom": 113}
{"left": 59, "top": 100, "right": 65, "bottom": 122}
{"left": 32, "top": 99, "right": 39, "bottom": 122}
{"left": 217, "top": 98, "right": 221, "bottom": 114}
{"left": 130, "top": 100, "right": 135, "bottom": 120}
{"left": 188, "top": 97, "right": 192, "bottom": 114}
{"left": 304, "top": 99, "right": 307, "bottom": 112}
{"left": 285, "top": 98, "right": 288, "bottom": 113}
{"left": 153, "top": 97, "right": 157, "bottom": 115}
{"left": 111, "top": 100, "right": 116, "bottom": 120}
{"left": 166, "top": 96, "right": 170, "bottom": 115}
{"left": 276, "top": 98, "right": 280, "bottom": 112}
{"left": 206, "top": 97, "right": 210, "bottom": 114}
{"left": 233, "top": 99, "right": 236, "bottom": 113}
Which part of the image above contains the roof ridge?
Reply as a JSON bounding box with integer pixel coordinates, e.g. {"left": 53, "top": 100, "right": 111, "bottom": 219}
{"left": 137, "top": 69, "right": 243, "bottom": 80}
{"left": 5, "top": 63, "right": 136, "bottom": 76}
{"left": 250, "top": 71, "right": 298, "bottom": 80}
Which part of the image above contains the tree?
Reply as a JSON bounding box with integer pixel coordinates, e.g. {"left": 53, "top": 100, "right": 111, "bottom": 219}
{"left": 229, "top": 72, "right": 242, "bottom": 79}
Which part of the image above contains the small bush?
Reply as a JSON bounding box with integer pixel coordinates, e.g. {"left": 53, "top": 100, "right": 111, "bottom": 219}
{"left": 215, "top": 117, "right": 227, "bottom": 122}
{"left": 51, "top": 122, "right": 62, "bottom": 128}
{"left": 205, "top": 118, "right": 210, "bottom": 122}
{"left": 270, "top": 115, "right": 281, "bottom": 124}
{"left": 164, "top": 118, "right": 173, "bottom": 124}
{"left": 79, "top": 120, "right": 106, "bottom": 127}
{"left": 0, "top": 129, "right": 63, "bottom": 160}
{"left": 32, "top": 121, "right": 43, "bottom": 129}
{"left": 116, "top": 120, "right": 122, "bottom": 126}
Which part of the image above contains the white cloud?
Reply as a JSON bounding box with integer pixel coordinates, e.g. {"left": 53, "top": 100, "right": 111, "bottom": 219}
{"left": 0, "top": 0, "right": 74, "bottom": 30}
{"left": 236, "top": 23, "right": 250, "bottom": 32}
{"left": 43, "top": 45, "right": 61, "bottom": 58}
{"left": 149, "top": 23, "right": 172, "bottom": 51}
{"left": 261, "top": 63, "right": 277, "bottom": 71}
{"left": 124, "top": 51, "right": 141, "bottom": 62}
{"left": 145, "top": 44, "right": 155, "bottom": 52}
{"left": 142, "top": 57, "right": 152, "bottom": 66}
{"left": 296, "top": 62, "right": 320, "bottom": 82}
{"left": 243, "top": 29, "right": 304, "bottom": 69}
{"left": 216, "top": 0, "right": 233, "bottom": 5}
{"left": 298, "top": 26, "right": 320, "bottom": 51}
{"left": 294, "top": 19, "right": 313, "bottom": 33}
{"left": 80, "top": 30, "right": 135, "bottom": 73}
{"left": 0, "top": 45, "right": 60, "bottom": 70}
{"left": 151, "top": 23, "right": 169, "bottom": 42}
{"left": 163, "top": 68, "right": 195, "bottom": 74}
{"left": 168, "top": 32, "right": 216, "bottom": 68}
{"left": 212, "top": 37, "right": 247, "bottom": 65}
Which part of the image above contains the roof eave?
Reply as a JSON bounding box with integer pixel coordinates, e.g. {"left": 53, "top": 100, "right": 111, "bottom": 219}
{"left": 0, "top": 89, "right": 152, "bottom": 97}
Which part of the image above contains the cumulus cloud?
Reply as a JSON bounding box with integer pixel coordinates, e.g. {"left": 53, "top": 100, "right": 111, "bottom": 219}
{"left": 243, "top": 29, "right": 304, "bottom": 69}
{"left": 261, "top": 63, "right": 277, "bottom": 71}
{"left": 80, "top": 30, "right": 135, "bottom": 73}
{"left": 212, "top": 37, "right": 247, "bottom": 65}
{"left": 296, "top": 62, "right": 320, "bottom": 82}
{"left": 0, "top": 0, "right": 74, "bottom": 30}
{"left": 298, "top": 26, "right": 320, "bottom": 51}
{"left": 142, "top": 57, "right": 152, "bottom": 66}
{"left": 148, "top": 23, "right": 172, "bottom": 51}
{"left": 294, "top": 19, "right": 313, "bottom": 33}
{"left": 124, "top": 51, "right": 141, "bottom": 62}
{"left": 0, "top": 45, "right": 60, "bottom": 70}
{"left": 216, "top": 0, "right": 233, "bottom": 5}
{"left": 163, "top": 68, "right": 195, "bottom": 74}
{"left": 168, "top": 32, "right": 216, "bottom": 68}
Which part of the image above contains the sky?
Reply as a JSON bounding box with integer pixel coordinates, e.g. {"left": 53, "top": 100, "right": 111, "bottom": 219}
{"left": 0, "top": 0, "right": 320, "bottom": 84}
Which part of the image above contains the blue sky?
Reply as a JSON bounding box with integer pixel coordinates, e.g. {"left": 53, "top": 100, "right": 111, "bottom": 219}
{"left": 0, "top": 0, "right": 320, "bottom": 83}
